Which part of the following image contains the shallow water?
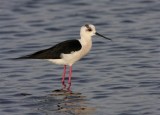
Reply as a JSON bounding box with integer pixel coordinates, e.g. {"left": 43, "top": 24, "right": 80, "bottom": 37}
{"left": 0, "top": 0, "right": 160, "bottom": 115}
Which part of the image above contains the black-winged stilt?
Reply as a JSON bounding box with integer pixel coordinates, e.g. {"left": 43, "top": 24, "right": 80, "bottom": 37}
{"left": 17, "top": 24, "right": 111, "bottom": 89}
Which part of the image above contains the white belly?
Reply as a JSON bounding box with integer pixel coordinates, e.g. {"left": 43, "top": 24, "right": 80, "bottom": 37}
{"left": 48, "top": 39, "right": 92, "bottom": 66}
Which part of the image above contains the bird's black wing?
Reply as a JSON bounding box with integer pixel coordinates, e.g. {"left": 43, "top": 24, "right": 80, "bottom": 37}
{"left": 17, "top": 40, "right": 82, "bottom": 59}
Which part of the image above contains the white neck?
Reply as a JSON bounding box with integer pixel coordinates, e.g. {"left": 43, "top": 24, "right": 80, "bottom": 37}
{"left": 80, "top": 35, "right": 92, "bottom": 45}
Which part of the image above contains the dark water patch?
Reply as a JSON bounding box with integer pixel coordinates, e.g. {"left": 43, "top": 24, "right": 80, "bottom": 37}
{"left": 121, "top": 19, "right": 135, "bottom": 24}
{"left": 99, "top": 83, "right": 115, "bottom": 88}
{"left": 149, "top": 49, "right": 160, "bottom": 54}
{"left": 12, "top": 93, "right": 32, "bottom": 97}
{"left": 94, "top": 41, "right": 106, "bottom": 45}
{"left": 148, "top": 91, "right": 160, "bottom": 95}
{"left": 0, "top": 16, "right": 17, "bottom": 21}
{"left": 39, "top": 81, "right": 54, "bottom": 85}
{"left": 21, "top": 102, "right": 41, "bottom": 108}
{"left": 22, "top": 0, "right": 42, "bottom": 9}
{"left": 12, "top": 7, "right": 37, "bottom": 14}
{"left": 3, "top": 49, "right": 24, "bottom": 54}
{"left": 77, "top": 79, "right": 89, "bottom": 83}
{"left": 0, "top": 98, "right": 16, "bottom": 105}
{"left": 24, "top": 95, "right": 47, "bottom": 101}
{"left": 26, "top": 19, "right": 44, "bottom": 24}
{"left": 18, "top": 43, "right": 42, "bottom": 49}
{"left": 44, "top": 27, "right": 62, "bottom": 32}
{"left": 29, "top": 23, "right": 51, "bottom": 27}
{"left": 150, "top": 6, "right": 160, "bottom": 12}
{"left": 7, "top": 74, "right": 22, "bottom": 78}
{"left": 119, "top": 111, "right": 150, "bottom": 115}
{"left": 17, "top": 78, "right": 31, "bottom": 81}
{"left": 0, "top": 37, "right": 16, "bottom": 40}
{"left": 108, "top": 85, "right": 133, "bottom": 90}
{"left": 35, "top": 87, "right": 51, "bottom": 91}
{"left": 0, "top": 64, "right": 9, "bottom": 69}
{"left": 77, "top": 77, "right": 96, "bottom": 84}
{"left": 139, "top": 0, "right": 155, "bottom": 4}
{"left": 70, "top": 2, "right": 89, "bottom": 6}
{"left": 140, "top": 37, "right": 158, "bottom": 41}
{"left": 92, "top": 95, "right": 109, "bottom": 99}
{"left": 2, "top": 108, "right": 20, "bottom": 113}
{"left": 1, "top": 24, "right": 19, "bottom": 28}
{"left": 131, "top": 63, "right": 156, "bottom": 69}
{"left": 33, "top": 75, "right": 53, "bottom": 80}
{"left": 95, "top": 22, "right": 111, "bottom": 26}
{"left": 14, "top": 33, "right": 36, "bottom": 37}
{"left": 85, "top": 15, "right": 99, "bottom": 19}
{"left": 25, "top": 112, "right": 43, "bottom": 115}
{"left": 124, "top": 73, "right": 141, "bottom": 77}
{"left": 138, "top": 81, "right": 160, "bottom": 87}
{"left": 0, "top": 30, "right": 19, "bottom": 34}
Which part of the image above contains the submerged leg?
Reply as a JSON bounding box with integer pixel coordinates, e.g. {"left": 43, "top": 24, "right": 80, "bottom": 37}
{"left": 61, "top": 65, "right": 66, "bottom": 88}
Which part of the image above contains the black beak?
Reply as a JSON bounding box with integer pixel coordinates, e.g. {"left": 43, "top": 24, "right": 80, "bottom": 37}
{"left": 95, "top": 32, "right": 112, "bottom": 41}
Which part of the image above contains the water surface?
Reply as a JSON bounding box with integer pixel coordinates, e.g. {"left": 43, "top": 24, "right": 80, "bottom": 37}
{"left": 0, "top": 0, "right": 160, "bottom": 115}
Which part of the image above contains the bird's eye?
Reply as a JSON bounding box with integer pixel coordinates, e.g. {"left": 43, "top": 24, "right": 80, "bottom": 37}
{"left": 87, "top": 28, "right": 92, "bottom": 32}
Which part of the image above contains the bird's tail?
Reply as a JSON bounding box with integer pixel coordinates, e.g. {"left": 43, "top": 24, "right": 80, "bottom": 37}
{"left": 12, "top": 55, "right": 33, "bottom": 60}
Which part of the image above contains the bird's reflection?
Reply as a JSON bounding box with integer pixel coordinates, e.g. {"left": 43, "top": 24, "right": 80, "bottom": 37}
{"left": 37, "top": 88, "right": 95, "bottom": 115}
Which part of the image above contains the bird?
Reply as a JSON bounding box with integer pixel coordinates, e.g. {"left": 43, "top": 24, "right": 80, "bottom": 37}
{"left": 17, "top": 24, "right": 111, "bottom": 89}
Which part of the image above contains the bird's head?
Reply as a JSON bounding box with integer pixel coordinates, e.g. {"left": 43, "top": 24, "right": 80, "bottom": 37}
{"left": 80, "top": 24, "right": 111, "bottom": 40}
{"left": 80, "top": 24, "right": 96, "bottom": 37}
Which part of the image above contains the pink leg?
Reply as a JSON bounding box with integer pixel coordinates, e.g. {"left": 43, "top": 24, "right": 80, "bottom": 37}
{"left": 67, "top": 66, "right": 72, "bottom": 91}
{"left": 68, "top": 66, "right": 72, "bottom": 84}
{"left": 61, "top": 65, "right": 66, "bottom": 88}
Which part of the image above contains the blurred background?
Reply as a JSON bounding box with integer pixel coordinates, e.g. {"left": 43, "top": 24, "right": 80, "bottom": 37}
{"left": 0, "top": 0, "right": 160, "bottom": 115}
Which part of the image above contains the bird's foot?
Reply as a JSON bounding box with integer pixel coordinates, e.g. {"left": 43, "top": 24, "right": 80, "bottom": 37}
{"left": 61, "top": 81, "right": 66, "bottom": 90}
{"left": 67, "top": 82, "right": 72, "bottom": 92}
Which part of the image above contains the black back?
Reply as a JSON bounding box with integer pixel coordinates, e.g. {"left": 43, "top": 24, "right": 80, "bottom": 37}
{"left": 18, "top": 40, "right": 82, "bottom": 59}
